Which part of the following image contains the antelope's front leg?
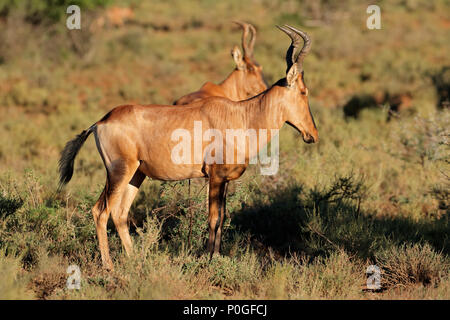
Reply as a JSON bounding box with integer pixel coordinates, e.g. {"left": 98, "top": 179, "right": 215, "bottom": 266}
{"left": 207, "top": 178, "right": 228, "bottom": 258}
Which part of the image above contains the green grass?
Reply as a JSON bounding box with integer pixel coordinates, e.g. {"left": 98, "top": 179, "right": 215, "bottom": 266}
{"left": 0, "top": 0, "right": 449, "bottom": 299}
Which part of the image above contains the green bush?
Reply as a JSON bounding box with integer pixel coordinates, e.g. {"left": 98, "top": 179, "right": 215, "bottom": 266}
{"left": 375, "top": 243, "right": 449, "bottom": 289}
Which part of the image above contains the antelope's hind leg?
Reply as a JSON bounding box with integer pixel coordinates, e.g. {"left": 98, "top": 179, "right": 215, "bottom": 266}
{"left": 92, "top": 187, "right": 113, "bottom": 270}
{"left": 92, "top": 160, "right": 141, "bottom": 270}
{"left": 110, "top": 169, "right": 145, "bottom": 256}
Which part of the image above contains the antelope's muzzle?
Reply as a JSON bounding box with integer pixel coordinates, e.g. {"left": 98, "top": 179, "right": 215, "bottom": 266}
{"left": 303, "top": 132, "right": 318, "bottom": 144}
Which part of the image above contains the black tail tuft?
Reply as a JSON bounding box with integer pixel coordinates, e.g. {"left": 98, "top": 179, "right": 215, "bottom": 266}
{"left": 58, "top": 127, "right": 94, "bottom": 191}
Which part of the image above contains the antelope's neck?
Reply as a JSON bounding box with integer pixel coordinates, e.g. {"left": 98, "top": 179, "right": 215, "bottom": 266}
{"left": 243, "top": 87, "right": 285, "bottom": 131}
{"left": 219, "top": 70, "right": 245, "bottom": 101}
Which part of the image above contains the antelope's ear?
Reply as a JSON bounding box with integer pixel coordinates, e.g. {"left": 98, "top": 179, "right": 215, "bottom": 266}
{"left": 231, "top": 46, "right": 245, "bottom": 70}
{"left": 286, "top": 64, "right": 298, "bottom": 87}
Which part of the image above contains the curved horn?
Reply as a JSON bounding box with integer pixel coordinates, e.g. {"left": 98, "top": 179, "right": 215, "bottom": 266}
{"left": 285, "top": 25, "right": 311, "bottom": 72}
{"left": 276, "top": 25, "right": 301, "bottom": 72}
{"left": 276, "top": 24, "right": 311, "bottom": 73}
{"left": 247, "top": 23, "right": 256, "bottom": 58}
{"left": 233, "top": 21, "right": 254, "bottom": 58}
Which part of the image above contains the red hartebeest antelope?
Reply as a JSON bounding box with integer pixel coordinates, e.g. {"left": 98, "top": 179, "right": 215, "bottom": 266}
{"left": 58, "top": 25, "right": 318, "bottom": 270}
{"left": 173, "top": 21, "right": 267, "bottom": 105}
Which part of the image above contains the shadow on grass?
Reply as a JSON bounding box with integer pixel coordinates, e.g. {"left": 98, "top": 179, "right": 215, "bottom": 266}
{"left": 431, "top": 66, "right": 450, "bottom": 109}
{"left": 116, "top": 174, "right": 448, "bottom": 263}
{"left": 228, "top": 175, "right": 449, "bottom": 261}
{"left": 342, "top": 91, "right": 414, "bottom": 121}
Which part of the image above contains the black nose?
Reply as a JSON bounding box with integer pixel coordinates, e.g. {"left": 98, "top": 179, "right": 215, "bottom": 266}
{"left": 303, "top": 133, "right": 315, "bottom": 144}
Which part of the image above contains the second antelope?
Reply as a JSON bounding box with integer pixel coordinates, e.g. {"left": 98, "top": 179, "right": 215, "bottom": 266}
{"left": 59, "top": 25, "right": 318, "bottom": 270}
{"left": 174, "top": 21, "right": 267, "bottom": 105}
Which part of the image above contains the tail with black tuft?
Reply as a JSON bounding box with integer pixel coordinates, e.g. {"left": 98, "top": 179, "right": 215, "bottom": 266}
{"left": 58, "top": 125, "right": 95, "bottom": 191}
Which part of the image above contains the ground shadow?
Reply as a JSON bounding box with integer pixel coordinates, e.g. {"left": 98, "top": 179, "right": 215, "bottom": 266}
{"left": 120, "top": 175, "right": 448, "bottom": 261}
{"left": 342, "top": 91, "right": 413, "bottom": 121}
{"left": 228, "top": 177, "right": 449, "bottom": 261}
{"left": 431, "top": 66, "right": 450, "bottom": 109}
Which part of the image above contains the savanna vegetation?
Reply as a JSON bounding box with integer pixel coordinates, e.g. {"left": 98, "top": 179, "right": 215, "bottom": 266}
{"left": 0, "top": 0, "right": 449, "bottom": 299}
